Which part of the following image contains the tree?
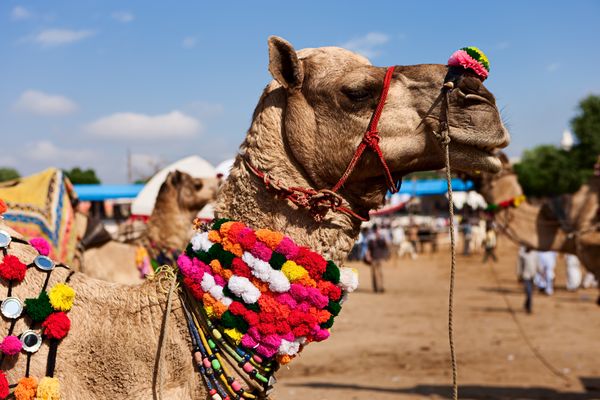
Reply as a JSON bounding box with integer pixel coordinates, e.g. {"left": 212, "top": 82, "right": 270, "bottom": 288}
{"left": 514, "top": 145, "right": 587, "bottom": 197}
{"left": 0, "top": 167, "right": 20, "bottom": 182}
{"left": 571, "top": 95, "right": 600, "bottom": 169}
{"left": 64, "top": 167, "right": 101, "bottom": 185}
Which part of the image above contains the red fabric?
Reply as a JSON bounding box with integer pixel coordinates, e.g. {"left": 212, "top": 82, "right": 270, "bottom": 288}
{"left": 0, "top": 370, "right": 8, "bottom": 399}
{"left": 42, "top": 312, "right": 71, "bottom": 340}
{"left": 0, "top": 255, "right": 27, "bottom": 282}
{"left": 0, "top": 199, "right": 7, "bottom": 216}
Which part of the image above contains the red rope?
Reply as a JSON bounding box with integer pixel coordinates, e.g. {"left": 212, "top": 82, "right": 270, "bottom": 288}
{"left": 245, "top": 66, "right": 399, "bottom": 222}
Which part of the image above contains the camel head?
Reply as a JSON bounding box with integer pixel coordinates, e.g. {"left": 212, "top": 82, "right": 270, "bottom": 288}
{"left": 473, "top": 152, "right": 523, "bottom": 204}
{"left": 266, "top": 36, "right": 509, "bottom": 208}
{"left": 158, "top": 170, "right": 218, "bottom": 213}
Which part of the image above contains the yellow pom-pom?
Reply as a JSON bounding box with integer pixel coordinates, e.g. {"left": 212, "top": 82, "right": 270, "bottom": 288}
{"left": 224, "top": 328, "right": 243, "bottom": 344}
{"left": 48, "top": 283, "right": 75, "bottom": 312}
{"left": 36, "top": 377, "right": 60, "bottom": 400}
{"left": 15, "top": 377, "right": 37, "bottom": 400}
{"left": 281, "top": 261, "right": 308, "bottom": 282}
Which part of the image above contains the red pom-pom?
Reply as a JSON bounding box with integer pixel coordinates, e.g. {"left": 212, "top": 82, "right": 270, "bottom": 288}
{"left": 0, "top": 200, "right": 7, "bottom": 216}
{"left": 0, "top": 370, "right": 9, "bottom": 399}
{"left": 318, "top": 281, "right": 342, "bottom": 301}
{"left": 294, "top": 248, "right": 327, "bottom": 278}
{"left": 231, "top": 258, "right": 252, "bottom": 279}
{"left": 183, "top": 277, "right": 204, "bottom": 300}
{"left": 42, "top": 312, "right": 71, "bottom": 339}
{"left": 0, "top": 254, "right": 27, "bottom": 282}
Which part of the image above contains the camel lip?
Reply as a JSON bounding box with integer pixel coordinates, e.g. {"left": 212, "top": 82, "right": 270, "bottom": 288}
{"left": 449, "top": 142, "right": 503, "bottom": 174}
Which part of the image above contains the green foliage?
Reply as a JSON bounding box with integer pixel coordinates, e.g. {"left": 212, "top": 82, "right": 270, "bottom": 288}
{"left": 514, "top": 145, "right": 588, "bottom": 196}
{"left": 571, "top": 95, "right": 600, "bottom": 169}
{"left": 64, "top": 167, "right": 100, "bottom": 185}
{"left": 0, "top": 167, "right": 20, "bottom": 182}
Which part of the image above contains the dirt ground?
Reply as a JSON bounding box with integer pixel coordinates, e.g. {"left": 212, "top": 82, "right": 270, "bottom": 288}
{"left": 274, "top": 237, "right": 600, "bottom": 400}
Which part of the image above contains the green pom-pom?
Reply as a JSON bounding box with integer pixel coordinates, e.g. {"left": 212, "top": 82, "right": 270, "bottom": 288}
{"left": 25, "top": 292, "right": 53, "bottom": 322}
{"left": 208, "top": 243, "right": 235, "bottom": 268}
{"left": 323, "top": 260, "right": 341, "bottom": 284}
{"left": 221, "top": 311, "right": 249, "bottom": 333}
{"left": 212, "top": 218, "right": 231, "bottom": 231}
{"left": 327, "top": 299, "right": 342, "bottom": 317}
{"left": 321, "top": 315, "right": 335, "bottom": 329}
{"left": 269, "top": 252, "right": 287, "bottom": 270}
{"left": 461, "top": 46, "right": 490, "bottom": 71}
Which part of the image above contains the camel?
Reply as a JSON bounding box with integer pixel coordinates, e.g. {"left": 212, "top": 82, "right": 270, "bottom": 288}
{"left": 81, "top": 170, "right": 218, "bottom": 284}
{"left": 476, "top": 154, "right": 600, "bottom": 302}
{"left": 0, "top": 37, "right": 508, "bottom": 399}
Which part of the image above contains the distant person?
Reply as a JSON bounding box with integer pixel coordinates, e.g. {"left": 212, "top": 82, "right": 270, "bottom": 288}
{"left": 518, "top": 246, "right": 538, "bottom": 314}
{"left": 482, "top": 224, "right": 497, "bottom": 263}
{"left": 538, "top": 251, "right": 557, "bottom": 295}
{"left": 408, "top": 223, "right": 419, "bottom": 254}
{"left": 565, "top": 254, "right": 583, "bottom": 291}
{"left": 461, "top": 218, "right": 473, "bottom": 255}
{"left": 366, "top": 224, "right": 390, "bottom": 293}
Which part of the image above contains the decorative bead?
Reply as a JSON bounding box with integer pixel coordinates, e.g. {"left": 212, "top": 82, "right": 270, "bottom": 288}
{"left": 193, "top": 351, "right": 202, "bottom": 364}
{"left": 211, "top": 359, "right": 221, "bottom": 370}
{"left": 212, "top": 329, "right": 222, "bottom": 340}
{"left": 231, "top": 380, "right": 242, "bottom": 392}
{"left": 242, "top": 362, "right": 253, "bottom": 373}
{"left": 212, "top": 394, "right": 222, "bottom": 400}
{"left": 252, "top": 355, "right": 263, "bottom": 363}
{"left": 203, "top": 358, "right": 211, "bottom": 369}
{"left": 209, "top": 389, "right": 217, "bottom": 395}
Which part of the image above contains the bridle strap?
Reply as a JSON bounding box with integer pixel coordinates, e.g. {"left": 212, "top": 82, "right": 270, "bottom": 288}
{"left": 244, "top": 66, "right": 399, "bottom": 222}
{"left": 331, "top": 66, "right": 398, "bottom": 193}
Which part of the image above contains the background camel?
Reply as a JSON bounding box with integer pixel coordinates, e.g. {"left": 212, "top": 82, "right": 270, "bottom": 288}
{"left": 0, "top": 37, "right": 508, "bottom": 398}
{"left": 477, "top": 154, "right": 600, "bottom": 302}
{"left": 82, "top": 170, "right": 218, "bottom": 284}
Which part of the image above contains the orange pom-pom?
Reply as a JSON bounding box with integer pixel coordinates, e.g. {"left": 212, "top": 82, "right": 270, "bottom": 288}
{"left": 15, "top": 377, "right": 37, "bottom": 400}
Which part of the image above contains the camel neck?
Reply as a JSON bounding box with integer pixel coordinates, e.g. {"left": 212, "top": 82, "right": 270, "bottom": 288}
{"left": 146, "top": 192, "right": 195, "bottom": 251}
{"left": 214, "top": 85, "right": 364, "bottom": 265}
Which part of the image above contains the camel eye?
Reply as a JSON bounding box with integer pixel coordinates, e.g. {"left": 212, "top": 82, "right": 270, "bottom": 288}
{"left": 342, "top": 87, "right": 371, "bottom": 102}
{"left": 193, "top": 182, "right": 203, "bottom": 191}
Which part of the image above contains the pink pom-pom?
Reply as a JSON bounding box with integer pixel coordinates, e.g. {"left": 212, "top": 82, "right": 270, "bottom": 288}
{"left": 177, "top": 254, "right": 193, "bottom": 275}
{"left": 276, "top": 237, "right": 299, "bottom": 259}
{"left": 0, "top": 335, "right": 22, "bottom": 355}
{"left": 313, "top": 327, "right": 330, "bottom": 342}
{"left": 447, "top": 49, "right": 489, "bottom": 80}
{"left": 241, "top": 334, "right": 258, "bottom": 349}
{"left": 30, "top": 237, "right": 50, "bottom": 256}
{"left": 250, "top": 242, "right": 272, "bottom": 262}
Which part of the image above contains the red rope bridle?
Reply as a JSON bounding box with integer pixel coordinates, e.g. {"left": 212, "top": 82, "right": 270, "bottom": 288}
{"left": 245, "top": 66, "right": 399, "bottom": 222}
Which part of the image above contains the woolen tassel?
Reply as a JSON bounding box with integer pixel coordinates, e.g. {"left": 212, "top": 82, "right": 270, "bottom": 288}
{"left": 14, "top": 377, "right": 37, "bottom": 400}
{"left": 35, "top": 377, "right": 60, "bottom": 400}
{"left": 0, "top": 370, "right": 8, "bottom": 399}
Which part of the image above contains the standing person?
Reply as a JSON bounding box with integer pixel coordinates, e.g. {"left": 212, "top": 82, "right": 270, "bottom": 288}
{"left": 518, "top": 247, "right": 538, "bottom": 314}
{"left": 538, "top": 251, "right": 557, "bottom": 295}
{"left": 482, "top": 223, "right": 498, "bottom": 263}
{"left": 367, "top": 224, "right": 390, "bottom": 293}
{"left": 565, "top": 254, "right": 583, "bottom": 291}
{"left": 461, "top": 218, "right": 473, "bottom": 256}
{"left": 408, "top": 222, "right": 419, "bottom": 255}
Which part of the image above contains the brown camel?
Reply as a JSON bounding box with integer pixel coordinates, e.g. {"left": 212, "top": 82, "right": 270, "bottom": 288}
{"left": 477, "top": 154, "right": 600, "bottom": 302}
{"left": 82, "top": 170, "right": 218, "bottom": 284}
{"left": 0, "top": 37, "right": 508, "bottom": 398}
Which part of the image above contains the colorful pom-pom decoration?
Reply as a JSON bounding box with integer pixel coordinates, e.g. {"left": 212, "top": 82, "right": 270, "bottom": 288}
{"left": 30, "top": 237, "right": 50, "bottom": 256}
{"left": 0, "top": 335, "right": 23, "bottom": 355}
{"left": 447, "top": 46, "right": 490, "bottom": 80}
{"left": 42, "top": 312, "right": 71, "bottom": 340}
{"left": 48, "top": 283, "right": 75, "bottom": 312}
{"left": 180, "top": 219, "right": 359, "bottom": 364}
{"left": 14, "top": 377, "right": 37, "bottom": 400}
{"left": 36, "top": 377, "right": 60, "bottom": 400}
{"left": 25, "top": 292, "right": 54, "bottom": 323}
{"left": 0, "top": 254, "right": 27, "bottom": 282}
{"left": 0, "top": 199, "right": 6, "bottom": 216}
{"left": 0, "top": 370, "right": 8, "bottom": 399}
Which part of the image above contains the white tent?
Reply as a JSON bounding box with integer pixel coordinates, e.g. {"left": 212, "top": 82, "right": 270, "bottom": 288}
{"left": 131, "top": 155, "right": 216, "bottom": 216}
{"left": 450, "top": 190, "right": 487, "bottom": 210}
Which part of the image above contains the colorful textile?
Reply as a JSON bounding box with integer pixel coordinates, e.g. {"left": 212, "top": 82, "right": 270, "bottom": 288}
{"left": 179, "top": 219, "right": 359, "bottom": 365}
{"left": 0, "top": 168, "right": 78, "bottom": 264}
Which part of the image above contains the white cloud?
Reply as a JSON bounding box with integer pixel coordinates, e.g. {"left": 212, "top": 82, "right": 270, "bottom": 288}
{"left": 30, "top": 29, "right": 95, "bottom": 47}
{"left": 24, "top": 140, "right": 95, "bottom": 164}
{"left": 340, "top": 32, "right": 390, "bottom": 58}
{"left": 14, "top": 90, "right": 78, "bottom": 116}
{"left": 112, "top": 11, "right": 134, "bottom": 23}
{"left": 182, "top": 36, "right": 197, "bottom": 48}
{"left": 11, "top": 6, "right": 32, "bottom": 20}
{"left": 546, "top": 63, "right": 560, "bottom": 72}
{"left": 85, "top": 111, "right": 201, "bottom": 139}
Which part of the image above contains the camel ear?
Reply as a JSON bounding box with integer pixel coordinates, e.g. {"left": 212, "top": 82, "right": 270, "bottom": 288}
{"left": 268, "top": 36, "right": 304, "bottom": 90}
{"left": 167, "top": 170, "right": 182, "bottom": 186}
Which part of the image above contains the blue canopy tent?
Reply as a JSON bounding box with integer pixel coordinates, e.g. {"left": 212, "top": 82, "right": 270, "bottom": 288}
{"left": 397, "top": 178, "right": 473, "bottom": 196}
{"left": 73, "top": 184, "right": 144, "bottom": 201}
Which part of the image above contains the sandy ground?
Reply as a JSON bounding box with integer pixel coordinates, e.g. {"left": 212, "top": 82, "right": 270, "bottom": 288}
{"left": 274, "top": 237, "right": 600, "bottom": 400}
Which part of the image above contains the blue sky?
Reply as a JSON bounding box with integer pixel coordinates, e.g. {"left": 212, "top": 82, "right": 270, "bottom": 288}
{"left": 1, "top": 1, "right": 599, "bottom": 183}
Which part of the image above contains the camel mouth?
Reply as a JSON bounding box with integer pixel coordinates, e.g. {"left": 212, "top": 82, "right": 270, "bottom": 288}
{"left": 448, "top": 141, "right": 503, "bottom": 174}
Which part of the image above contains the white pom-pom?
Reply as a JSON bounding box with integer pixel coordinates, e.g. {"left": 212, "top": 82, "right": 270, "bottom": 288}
{"left": 221, "top": 297, "right": 233, "bottom": 307}
{"left": 268, "top": 270, "right": 291, "bottom": 292}
{"left": 191, "top": 232, "right": 212, "bottom": 252}
{"left": 339, "top": 268, "right": 359, "bottom": 293}
{"left": 278, "top": 339, "right": 300, "bottom": 355}
{"left": 201, "top": 273, "right": 216, "bottom": 292}
{"left": 209, "top": 285, "right": 225, "bottom": 301}
{"left": 243, "top": 252, "right": 271, "bottom": 281}
{"left": 228, "top": 276, "right": 261, "bottom": 304}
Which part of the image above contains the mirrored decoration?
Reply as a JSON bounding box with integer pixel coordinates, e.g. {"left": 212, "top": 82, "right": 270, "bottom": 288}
{"left": 0, "top": 230, "right": 11, "bottom": 248}
{"left": 34, "top": 255, "right": 55, "bottom": 271}
{"left": 21, "top": 330, "right": 42, "bottom": 353}
{"left": 1, "top": 297, "right": 24, "bottom": 319}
